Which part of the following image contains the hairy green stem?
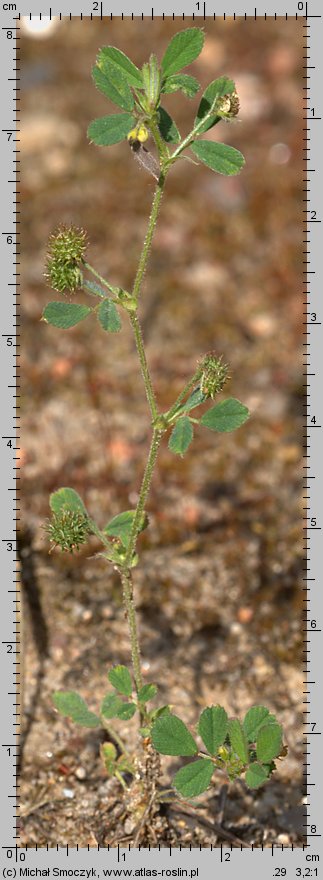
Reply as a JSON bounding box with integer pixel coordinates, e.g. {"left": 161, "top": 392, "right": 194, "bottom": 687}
{"left": 167, "top": 96, "right": 225, "bottom": 165}
{"left": 120, "top": 569, "right": 143, "bottom": 695}
{"left": 118, "top": 429, "right": 164, "bottom": 700}
{"left": 131, "top": 175, "right": 165, "bottom": 304}
{"left": 124, "top": 428, "right": 163, "bottom": 568}
{"left": 129, "top": 314, "right": 158, "bottom": 421}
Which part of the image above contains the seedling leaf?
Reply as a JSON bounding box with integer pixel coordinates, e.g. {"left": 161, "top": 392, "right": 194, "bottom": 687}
{"left": 53, "top": 691, "right": 100, "bottom": 728}
{"left": 198, "top": 705, "right": 228, "bottom": 755}
{"left": 190, "top": 141, "right": 245, "bottom": 176}
{"left": 200, "top": 398, "right": 249, "bottom": 432}
{"left": 173, "top": 758, "right": 214, "bottom": 798}
{"left": 43, "top": 302, "right": 92, "bottom": 329}
{"left": 152, "top": 714, "right": 198, "bottom": 756}
{"left": 83, "top": 280, "right": 106, "bottom": 298}
{"left": 115, "top": 701, "right": 137, "bottom": 720}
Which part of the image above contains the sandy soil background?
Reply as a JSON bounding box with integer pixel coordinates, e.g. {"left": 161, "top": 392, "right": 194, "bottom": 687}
{"left": 20, "top": 16, "right": 304, "bottom": 846}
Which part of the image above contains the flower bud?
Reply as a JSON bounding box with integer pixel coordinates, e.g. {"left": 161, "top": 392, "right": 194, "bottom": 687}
{"left": 198, "top": 353, "right": 229, "bottom": 398}
{"left": 45, "top": 224, "right": 88, "bottom": 293}
{"left": 141, "top": 54, "right": 161, "bottom": 112}
{"left": 44, "top": 509, "right": 91, "bottom": 553}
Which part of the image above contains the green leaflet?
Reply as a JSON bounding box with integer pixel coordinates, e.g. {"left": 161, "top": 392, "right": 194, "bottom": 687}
{"left": 88, "top": 113, "right": 135, "bottom": 146}
{"left": 198, "top": 706, "right": 228, "bottom": 755}
{"left": 158, "top": 107, "right": 181, "bottom": 143}
{"left": 195, "top": 76, "right": 235, "bottom": 134}
{"left": 161, "top": 73, "right": 200, "bottom": 98}
{"left": 103, "top": 510, "right": 149, "bottom": 548}
{"left": 42, "top": 302, "right": 92, "bottom": 329}
{"left": 200, "top": 398, "right": 250, "bottom": 432}
{"left": 173, "top": 758, "right": 214, "bottom": 798}
{"left": 228, "top": 718, "right": 249, "bottom": 763}
{"left": 137, "top": 684, "right": 158, "bottom": 703}
{"left": 53, "top": 691, "right": 100, "bottom": 728}
{"left": 168, "top": 417, "right": 193, "bottom": 456}
{"left": 97, "top": 46, "right": 143, "bottom": 89}
{"left": 245, "top": 762, "right": 270, "bottom": 789}
{"left": 97, "top": 299, "right": 122, "bottom": 333}
{"left": 92, "top": 64, "right": 134, "bottom": 112}
{"left": 161, "top": 28, "right": 204, "bottom": 78}
{"left": 243, "top": 706, "right": 271, "bottom": 742}
{"left": 152, "top": 714, "right": 198, "bottom": 756}
{"left": 256, "top": 723, "right": 283, "bottom": 764}
{"left": 108, "top": 665, "right": 133, "bottom": 697}
{"left": 50, "top": 487, "right": 87, "bottom": 516}
{"left": 190, "top": 141, "right": 245, "bottom": 176}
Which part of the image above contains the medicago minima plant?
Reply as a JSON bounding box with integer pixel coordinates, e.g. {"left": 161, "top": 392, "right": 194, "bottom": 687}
{"left": 43, "top": 28, "right": 285, "bottom": 827}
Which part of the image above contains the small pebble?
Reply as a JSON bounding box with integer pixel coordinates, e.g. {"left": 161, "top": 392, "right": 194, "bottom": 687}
{"left": 63, "top": 788, "right": 75, "bottom": 799}
{"left": 75, "top": 767, "right": 87, "bottom": 780}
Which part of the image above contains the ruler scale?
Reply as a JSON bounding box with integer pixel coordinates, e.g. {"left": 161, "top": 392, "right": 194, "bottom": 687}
{"left": 0, "top": 0, "right": 322, "bottom": 874}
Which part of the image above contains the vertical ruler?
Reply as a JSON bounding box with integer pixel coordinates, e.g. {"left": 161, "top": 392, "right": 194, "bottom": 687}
{"left": 0, "top": 6, "right": 21, "bottom": 845}
{"left": 0, "top": 0, "right": 322, "bottom": 869}
{"left": 302, "top": 0, "right": 322, "bottom": 847}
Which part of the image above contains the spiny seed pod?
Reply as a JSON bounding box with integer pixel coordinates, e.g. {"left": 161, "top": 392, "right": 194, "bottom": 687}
{"left": 45, "top": 224, "right": 88, "bottom": 293}
{"left": 198, "top": 353, "right": 229, "bottom": 398}
{"left": 44, "top": 509, "right": 91, "bottom": 553}
{"left": 216, "top": 91, "right": 240, "bottom": 119}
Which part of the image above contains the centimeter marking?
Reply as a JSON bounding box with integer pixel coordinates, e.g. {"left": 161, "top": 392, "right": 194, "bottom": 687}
{"left": 0, "top": 1, "right": 321, "bottom": 853}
